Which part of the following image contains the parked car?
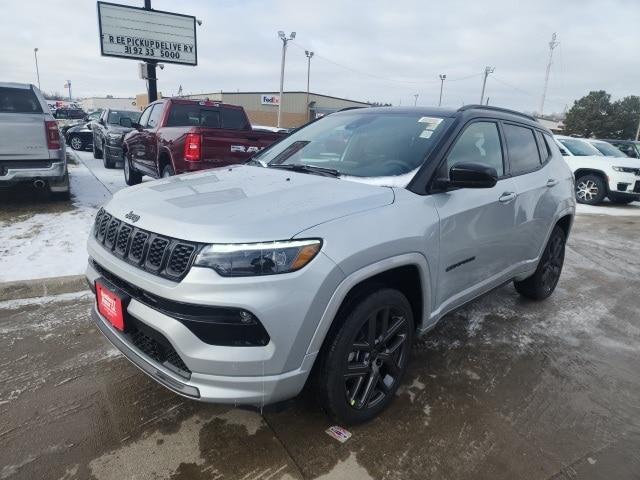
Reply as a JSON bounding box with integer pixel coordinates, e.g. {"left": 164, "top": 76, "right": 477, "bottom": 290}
{"left": 555, "top": 135, "right": 640, "bottom": 204}
{"left": 587, "top": 139, "right": 630, "bottom": 158}
{"left": 65, "top": 122, "right": 93, "bottom": 151}
{"left": 54, "top": 108, "right": 87, "bottom": 134}
{"left": 600, "top": 139, "right": 640, "bottom": 159}
{"left": 88, "top": 105, "right": 575, "bottom": 423}
{"left": 0, "top": 82, "right": 69, "bottom": 199}
{"left": 92, "top": 108, "right": 140, "bottom": 169}
{"left": 122, "top": 99, "right": 286, "bottom": 184}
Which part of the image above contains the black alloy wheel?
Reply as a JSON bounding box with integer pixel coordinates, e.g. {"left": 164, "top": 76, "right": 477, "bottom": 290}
{"left": 344, "top": 306, "right": 411, "bottom": 410}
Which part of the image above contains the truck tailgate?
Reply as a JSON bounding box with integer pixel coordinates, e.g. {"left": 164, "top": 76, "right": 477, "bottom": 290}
{"left": 0, "top": 113, "right": 49, "bottom": 161}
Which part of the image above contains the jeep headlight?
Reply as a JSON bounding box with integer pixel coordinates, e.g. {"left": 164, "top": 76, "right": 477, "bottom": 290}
{"left": 612, "top": 166, "right": 636, "bottom": 173}
{"left": 194, "top": 239, "right": 322, "bottom": 277}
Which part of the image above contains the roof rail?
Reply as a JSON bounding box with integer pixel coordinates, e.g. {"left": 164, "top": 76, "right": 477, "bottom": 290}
{"left": 457, "top": 104, "right": 537, "bottom": 122}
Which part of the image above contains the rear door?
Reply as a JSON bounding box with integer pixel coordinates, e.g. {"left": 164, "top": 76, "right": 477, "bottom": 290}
{"left": 139, "top": 103, "right": 164, "bottom": 174}
{"left": 432, "top": 120, "right": 520, "bottom": 312}
{"left": 503, "top": 123, "right": 556, "bottom": 264}
{"left": 0, "top": 85, "right": 49, "bottom": 161}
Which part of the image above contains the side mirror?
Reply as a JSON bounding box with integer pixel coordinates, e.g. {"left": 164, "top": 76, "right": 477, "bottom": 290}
{"left": 99, "top": 118, "right": 105, "bottom": 126}
{"left": 448, "top": 163, "right": 498, "bottom": 189}
{"left": 119, "top": 117, "right": 133, "bottom": 128}
{"left": 131, "top": 122, "right": 143, "bottom": 131}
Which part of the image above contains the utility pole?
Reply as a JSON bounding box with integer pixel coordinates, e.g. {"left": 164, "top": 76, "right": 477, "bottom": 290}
{"left": 438, "top": 74, "right": 446, "bottom": 107}
{"left": 480, "top": 66, "right": 494, "bottom": 105}
{"left": 277, "top": 31, "right": 296, "bottom": 128}
{"left": 144, "top": 0, "right": 158, "bottom": 103}
{"left": 413, "top": 94, "right": 419, "bottom": 106}
{"left": 635, "top": 115, "right": 640, "bottom": 141}
{"left": 65, "top": 80, "right": 72, "bottom": 100}
{"left": 33, "top": 48, "right": 41, "bottom": 90}
{"left": 305, "top": 50, "right": 314, "bottom": 122}
{"left": 539, "top": 32, "right": 559, "bottom": 116}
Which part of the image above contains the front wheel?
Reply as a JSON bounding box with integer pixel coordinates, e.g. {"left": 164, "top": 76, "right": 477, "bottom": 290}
{"left": 124, "top": 153, "right": 142, "bottom": 186}
{"left": 514, "top": 225, "right": 566, "bottom": 300}
{"left": 575, "top": 174, "right": 606, "bottom": 205}
{"left": 69, "top": 135, "right": 84, "bottom": 151}
{"left": 317, "top": 288, "right": 414, "bottom": 424}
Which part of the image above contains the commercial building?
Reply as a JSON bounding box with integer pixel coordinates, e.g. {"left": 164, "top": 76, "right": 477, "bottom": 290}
{"left": 79, "top": 96, "right": 136, "bottom": 112}
{"left": 183, "top": 91, "right": 370, "bottom": 128}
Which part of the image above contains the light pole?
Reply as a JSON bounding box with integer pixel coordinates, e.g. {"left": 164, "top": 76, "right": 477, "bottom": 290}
{"left": 480, "top": 66, "right": 495, "bottom": 104}
{"left": 277, "top": 30, "right": 295, "bottom": 128}
{"left": 33, "top": 48, "right": 41, "bottom": 90}
{"left": 305, "top": 50, "right": 314, "bottom": 122}
{"left": 539, "top": 33, "right": 559, "bottom": 116}
{"left": 413, "top": 94, "right": 419, "bottom": 106}
{"left": 438, "top": 74, "right": 446, "bottom": 107}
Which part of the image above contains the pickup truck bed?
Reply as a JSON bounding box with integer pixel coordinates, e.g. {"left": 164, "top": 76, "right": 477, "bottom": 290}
{"left": 122, "top": 99, "right": 285, "bottom": 183}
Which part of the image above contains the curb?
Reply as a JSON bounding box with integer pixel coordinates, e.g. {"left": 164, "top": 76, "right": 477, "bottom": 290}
{"left": 0, "top": 275, "right": 88, "bottom": 302}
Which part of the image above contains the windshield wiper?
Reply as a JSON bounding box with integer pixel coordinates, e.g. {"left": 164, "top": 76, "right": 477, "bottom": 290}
{"left": 268, "top": 164, "right": 340, "bottom": 177}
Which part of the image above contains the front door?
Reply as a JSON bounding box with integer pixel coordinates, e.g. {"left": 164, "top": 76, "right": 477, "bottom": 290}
{"left": 432, "top": 120, "right": 519, "bottom": 314}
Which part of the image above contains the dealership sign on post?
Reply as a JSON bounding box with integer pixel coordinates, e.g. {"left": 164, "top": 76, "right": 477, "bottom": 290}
{"left": 97, "top": 2, "right": 197, "bottom": 66}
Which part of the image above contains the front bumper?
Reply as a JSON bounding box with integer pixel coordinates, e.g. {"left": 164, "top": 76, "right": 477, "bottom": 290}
{"left": 104, "top": 144, "right": 123, "bottom": 161}
{"left": 86, "top": 236, "right": 344, "bottom": 405}
{"left": 607, "top": 171, "right": 640, "bottom": 197}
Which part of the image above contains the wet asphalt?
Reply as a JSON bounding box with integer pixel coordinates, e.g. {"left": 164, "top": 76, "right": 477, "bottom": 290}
{"left": 1, "top": 213, "right": 639, "bottom": 480}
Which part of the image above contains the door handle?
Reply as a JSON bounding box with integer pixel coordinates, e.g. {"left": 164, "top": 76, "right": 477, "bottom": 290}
{"left": 546, "top": 178, "right": 558, "bottom": 187}
{"left": 499, "top": 192, "right": 517, "bottom": 203}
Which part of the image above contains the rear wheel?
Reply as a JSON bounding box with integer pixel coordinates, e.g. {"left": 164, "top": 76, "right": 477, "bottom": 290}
{"left": 317, "top": 288, "right": 414, "bottom": 424}
{"left": 575, "top": 174, "right": 606, "bottom": 205}
{"left": 69, "top": 135, "right": 84, "bottom": 151}
{"left": 514, "top": 226, "right": 566, "bottom": 300}
{"left": 124, "top": 152, "right": 142, "bottom": 186}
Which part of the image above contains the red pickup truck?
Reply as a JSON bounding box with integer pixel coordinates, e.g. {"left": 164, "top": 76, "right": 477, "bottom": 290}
{"left": 122, "top": 98, "right": 285, "bottom": 185}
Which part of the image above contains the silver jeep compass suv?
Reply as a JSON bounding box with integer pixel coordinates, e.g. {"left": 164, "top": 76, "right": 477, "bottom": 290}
{"left": 87, "top": 105, "right": 575, "bottom": 424}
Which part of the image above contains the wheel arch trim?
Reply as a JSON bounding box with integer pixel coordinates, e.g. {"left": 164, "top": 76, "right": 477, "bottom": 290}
{"left": 305, "top": 252, "right": 432, "bottom": 355}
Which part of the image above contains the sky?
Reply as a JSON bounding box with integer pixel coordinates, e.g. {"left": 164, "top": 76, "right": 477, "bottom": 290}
{"left": 2, "top": 0, "right": 638, "bottom": 114}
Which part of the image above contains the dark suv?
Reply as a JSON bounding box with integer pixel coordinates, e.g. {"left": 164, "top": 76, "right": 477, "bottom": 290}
{"left": 93, "top": 108, "right": 141, "bottom": 168}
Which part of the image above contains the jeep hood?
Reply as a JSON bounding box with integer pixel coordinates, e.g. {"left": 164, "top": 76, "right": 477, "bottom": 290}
{"left": 104, "top": 165, "right": 395, "bottom": 243}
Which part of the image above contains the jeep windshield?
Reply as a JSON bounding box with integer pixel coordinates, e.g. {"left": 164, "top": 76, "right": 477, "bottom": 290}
{"left": 256, "top": 111, "right": 452, "bottom": 186}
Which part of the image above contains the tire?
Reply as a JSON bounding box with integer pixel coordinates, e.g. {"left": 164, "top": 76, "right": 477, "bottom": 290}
{"left": 575, "top": 174, "right": 606, "bottom": 205}
{"left": 608, "top": 194, "right": 635, "bottom": 205}
{"left": 316, "top": 288, "right": 414, "bottom": 424}
{"left": 93, "top": 136, "right": 103, "bottom": 159}
{"left": 103, "top": 154, "right": 115, "bottom": 169}
{"left": 69, "top": 135, "right": 84, "bottom": 151}
{"left": 514, "top": 225, "right": 566, "bottom": 300}
{"left": 124, "top": 152, "right": 142, "bottom": 186}
{"left": 161, "top": 164, "right": 175, "bottom": 178}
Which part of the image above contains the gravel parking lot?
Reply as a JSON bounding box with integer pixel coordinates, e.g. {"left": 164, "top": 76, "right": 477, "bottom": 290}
{"left": 1, "top": 210, "right": 639, "bottom": 479}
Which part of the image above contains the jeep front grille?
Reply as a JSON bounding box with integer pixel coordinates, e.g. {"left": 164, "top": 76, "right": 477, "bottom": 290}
{"left": 93, "top": 208, "right": 200, "bottom": 281}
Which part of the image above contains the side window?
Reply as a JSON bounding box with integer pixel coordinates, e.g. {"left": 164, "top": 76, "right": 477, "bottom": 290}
{"left": 447, "top": 121, "right": 504, "bottom": 176}
{"left": 503, "top": 123, "right": 541, "bottom": 175}
{"left": 138, "top": 106, "right": 152, "bottom": 128}
{"left": 222, "top": 107, "right": 249, "bottom": 130}
{"left": 147, "top": 104, "right": 163, "bottom": 129}
{"left": 535, "top": 131, "right": 551, "bottom": 163}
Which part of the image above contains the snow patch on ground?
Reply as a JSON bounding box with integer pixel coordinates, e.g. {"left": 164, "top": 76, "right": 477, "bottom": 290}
{"left": 0, "top": 290, "right": 92, "bottom": 310}
{"left": 0, "top": 154, "right": 119, "bottom": 282}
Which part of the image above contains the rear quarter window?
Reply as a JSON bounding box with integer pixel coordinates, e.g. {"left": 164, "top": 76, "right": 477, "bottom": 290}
{"left": 503, "top": 123, "right": 541, "bottom": 175}
{"left": 0, "top": 87, "right": 43, "bottom": 113}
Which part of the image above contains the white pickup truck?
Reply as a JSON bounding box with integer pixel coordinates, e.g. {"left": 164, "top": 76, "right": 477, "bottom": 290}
{"left": 0, "top": 82, "right": 69, "bottom": 199}
{"left": 554, "top": 135, "right": 640, "bottom": 205}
